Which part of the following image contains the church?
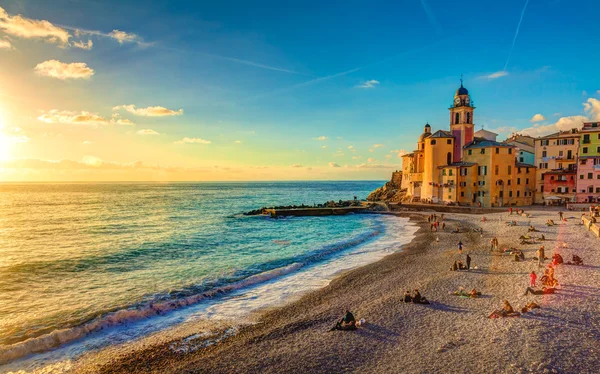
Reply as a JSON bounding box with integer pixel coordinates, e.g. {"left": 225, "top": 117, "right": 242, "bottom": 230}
{"left": 400, "top": 81, "right": 536, "bottom": 207}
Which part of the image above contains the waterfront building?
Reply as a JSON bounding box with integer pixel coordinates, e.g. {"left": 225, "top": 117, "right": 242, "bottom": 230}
{"left": 506, "top": 134, "right": 535, "bottom": 165}
{"left": 401, "top": 81, "right": 535, "bottom": 207}
{"left": 534, "top": 129, "right": 579, "bottom": 204}
{"left": 576, "top": 122, "right": 600, "bottom": 203}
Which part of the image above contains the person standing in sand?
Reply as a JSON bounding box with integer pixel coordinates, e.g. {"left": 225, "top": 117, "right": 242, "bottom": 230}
{"left": 466, "top": 254, "right": 472, "bottom": 270}
{"left": 537, "top": 246, "right": 545, "bottom": 267}
{"left": 458, "top": 241, "right": 463, "bottom": 254}
{"left": 530, "top": 271, "right": 537, "bottom": 287}
{"left": 559, "top": 211, "right": 564, "bottom": 221}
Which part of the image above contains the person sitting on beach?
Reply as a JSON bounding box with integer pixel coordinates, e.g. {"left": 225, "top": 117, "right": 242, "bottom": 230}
{"left": 524, "top": 287, "right": 555, "bottom": 296}
{"left": 571, "top": 255, "right": 583, "bottom": 266}
{"left": 404, "top": 291, "right": 412, "bottom": 303}
{"left": 546, "top": 220, "right": 555, "bottom": 226}
{"left": 411, "top": 289, "right": 430, "bottom": 304}
{"left": 451, "top": 261, "right": 458, "bottom": 271}
{"left": 552, "top": 253, "right": 564, "bottom": 266}
{"left": 506, "top": 221, "right": 517, "bottom": 227}
{"left": 488, "top": 300, "right": 517, "bottom": 318}
{"left": 457, "top": 260, "right": 467, "bottom": 270}
{"left": 332, "top": 310, "right": 357, "bottom": 331}
{"left": 469, "top": 289, "right": 481, "bottom": 298}
{"left": 453, "top": 227, "right": 461, "bottom": 233}
{"left": 521, "top": 301, "right": 541, "bottom": 313}
{"left": 528, "top": 225, "right": 538, "bottom": 232}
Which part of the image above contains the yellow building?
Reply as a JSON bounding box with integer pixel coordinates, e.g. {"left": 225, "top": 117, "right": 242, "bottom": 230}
{"left": 401, "top": 81, "right": 536, "bottom": 207}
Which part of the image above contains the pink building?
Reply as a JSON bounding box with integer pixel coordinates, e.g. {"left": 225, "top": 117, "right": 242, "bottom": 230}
{"left": 576, "top": 122, "right": 600, "bottom": 203}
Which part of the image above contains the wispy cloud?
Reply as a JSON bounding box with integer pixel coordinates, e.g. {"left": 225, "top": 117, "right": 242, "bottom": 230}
{"left": 0, "top": 6, "right": 70, "bottom": 45}
{"left": 34, "top": 60, "right": 94, "bottom": 80}
{"left": 419, "top": 0, "right": 443, "bottom": 35}
{"left": 314, "top": 136, "right": 328, "bottom": 141}
{"left": 483, "top": 70, "right": 509, "bottom": 80}
{"left": 38, "top": 110, "right": 108, "bottom": 125}
{"left": 137, "top": 129, "right": 160, "bottom": 136}
{"left": 0, "top": 39, "right": 13, "bottom": 50}
{"left": 356, "top": 79, "right": 380, "bottom": 88}
{"left": 72, "top": 39, "right": 93, "bottom": 50}
{"left": 520, "top": 98, "right": 600, "bottom": 137}
{"left": 174, "top": 137, "right": 211, "bottom": 144}
{"left": 372, "top": 144, "right": 384, "bottom": 148}
{"left": 530, "top": 113, "right": 546, "bottom": 122}
{"left": 328, "top": 162, "right": 341, "bottom": 168}
{"left": 113, "top": 105, "right": 183, "bottom": 117}
{"left": 234, "top": 140, "right": 242, "bottom": 144}
{"left": 504, "top": 0, "right": 530, "bottom": 70}
{"left": 108, "top": 29, "right": 138, "bottom": 44}
{"left": 291, "top": 164, "right": 303, "bottom": 168}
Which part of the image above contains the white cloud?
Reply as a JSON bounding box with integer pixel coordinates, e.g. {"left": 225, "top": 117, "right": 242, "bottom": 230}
{"left": 137, "top": 129, "right": 160, "bottom": 136}
{"left": 372, "top": 144, "right": 384, "bottom": 148}
{"left": 348, "top": 145, "right": 354, "bottom": 149}
{"left": 352, "top": 156, "right": 362, "bottom": 160}
{"left": 234, "top": 140, "right": 242, "bottom": 144}
{"left": 0, "top": 39, "right": 13, "bottom": 50}
{"left": 357, "top": 79, "right": 380, "bottom": 88}
{"left": 367, "top": 157, "right": 376, "bottom": 163}
{"left": 354, "top": 163, "right": 391, "bottom": 169}
{"left": 82, "top": 140, "right": 94, "bottom": 145}
{"left": 314, "top": 136, "right": 328, "bottom": 141}
{"left": 385, "top": 154, "right": 392, "bottom": 159}
{"left": 72, "top": 39, "right": 93, "bottom": 50}
{"left": 113, "top": 104, "right": 183, "bottom": 117}
{"left": 369, "top": 149, "right": 374, "bottom": 153}
{"left": 0, "top": 6, "right": 70, "bottom": 45}
{"left": 34, "top": 60, "right": 94, "bottom": 80}
{"left": 321, "top": 145, "right": 327, "bottom": 149}
{"left": 521, "top": 97, "right": 600, "bottom": 137}
{"left": 108, "top": 29, "right": 138, "bottom": 44}
{"left": 552, "top": 112, "right": 561, "bottom": 117}
{"left": 489, "top": 126, "right": 517, "bottom": 134}
{"left": 174, "top": 137, "right": 211, "bottom": 144}
{"left": 530, "top": 113, "right": 546, "bottom": 123}
{"left": 328, "top": 162, "right": 341, "bottom": 168}
{"left": 38, "top": 110, "right": 108, "bottom": 125}
{"left": 291, "top": 164, "right": 303, "bottom": 168}
{"left": 390, "top": 149, "right": 408, "bottom": 158}
{"left": 483, "top": 70, "right": 509, "bottom": 79}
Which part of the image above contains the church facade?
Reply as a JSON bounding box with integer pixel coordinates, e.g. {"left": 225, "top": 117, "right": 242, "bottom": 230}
{"left": 401, "top": 82, "right": 536, "bottom": 207}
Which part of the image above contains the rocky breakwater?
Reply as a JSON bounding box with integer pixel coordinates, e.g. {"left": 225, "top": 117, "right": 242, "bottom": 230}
{"left": 366, "top": 174, "right": 406, "bottom": 202}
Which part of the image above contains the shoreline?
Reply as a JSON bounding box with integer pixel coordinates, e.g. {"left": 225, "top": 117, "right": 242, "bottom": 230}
{"left": 28, "top": 210, "right": 600, "bottom": 373}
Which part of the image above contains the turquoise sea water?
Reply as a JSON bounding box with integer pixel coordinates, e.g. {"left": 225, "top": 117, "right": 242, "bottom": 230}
{"left": 0, "top": 182, "right": 416, "bottom": 371}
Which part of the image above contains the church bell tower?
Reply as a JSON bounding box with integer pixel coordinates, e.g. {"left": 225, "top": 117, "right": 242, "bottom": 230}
{"left": 449, "top": 78, "right": 475, "bottom": 163}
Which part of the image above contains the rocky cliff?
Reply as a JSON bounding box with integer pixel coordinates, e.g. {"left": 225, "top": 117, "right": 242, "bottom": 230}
{"left": 367, "top": 172, "right": 406, "bottom": 202}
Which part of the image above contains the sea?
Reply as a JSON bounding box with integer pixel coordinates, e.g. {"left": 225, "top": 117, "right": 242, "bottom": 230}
{"left": 0, "top": 182, "right": 418, "bottom": 373}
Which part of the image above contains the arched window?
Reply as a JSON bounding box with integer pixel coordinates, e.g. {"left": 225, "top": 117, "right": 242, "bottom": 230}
{"left": 466, "top": 112, "right": 471, "bottom": 124}
{"left": 431, "top": 140, "right": 436, "bottom": 145}
{"left": 455, "top": 113, "right": 460, "bottom": 124}
{"left": 447, "top": 152, "right": 452, "bottom": 165}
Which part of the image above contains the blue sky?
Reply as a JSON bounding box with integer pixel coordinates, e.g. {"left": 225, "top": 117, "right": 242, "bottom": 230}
{"left": 1, "top": 0, "right": 599, "bottom": 180}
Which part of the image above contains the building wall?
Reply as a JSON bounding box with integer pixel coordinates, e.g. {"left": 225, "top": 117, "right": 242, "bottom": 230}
{"left": 543, "top": 172, "right": 576, "bottom": 198}
{"left": 516, "top": 150, "right": 535, "bottom": 165}
{"left": 576, "top": 158, "right": 600, "bottom": 202}
{"left": 422, "top": 137, "right": 454, "bottom": 200}
{"left": 534, "top": 131, "right": 579, "bottom": 203}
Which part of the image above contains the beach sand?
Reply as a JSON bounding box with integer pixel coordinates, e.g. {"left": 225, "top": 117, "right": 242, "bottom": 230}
{"left": 73, "top": 209, "right": 600, "bottom": 374}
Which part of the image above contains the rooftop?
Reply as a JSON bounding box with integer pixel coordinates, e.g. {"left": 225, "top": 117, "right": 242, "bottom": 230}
{"left": 464, "top": 137, "right": 514, "bottom": 149}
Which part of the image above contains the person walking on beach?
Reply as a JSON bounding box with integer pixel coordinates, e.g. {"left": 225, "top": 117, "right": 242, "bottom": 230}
{"left": 458, "top": 241, "right": 463, "bottom": 254}
{"left": 466, "top": 254, "right": 472, "bottom": 270}
{"left": 559, "top": 211, "right": 564, "bottom": 221}
{"left": 530, "top": 271, "right": 537, "bottom": 287}
{"left": 509, "top": 207, "right": 513, "bottom": 216}
{"left": 537, "top": 246, "right": 545, "bottom": 267}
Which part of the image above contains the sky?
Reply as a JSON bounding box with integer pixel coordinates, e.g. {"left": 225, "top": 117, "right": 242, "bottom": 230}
{"left": 1, "top": 0, "right": 600, "bottom": 181}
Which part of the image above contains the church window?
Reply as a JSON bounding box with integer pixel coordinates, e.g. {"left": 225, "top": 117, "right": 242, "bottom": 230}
{"left": 496, "top": 148, "right": 499, "bottom": 154}
{"left": 446, "top": 152, "right": 452, "bottom": 165}
{"left": 447, "top": 139, "right": 452, "bottom": 145}
{"left": 508, "top": 148, "right": 512, "bottom": 154}
{"left": 455, "top": 113, "right": 460, "bottom": 124}
{"left": 466, "top": 112, "right": 471, "bottom": 124}
{"left": 431, "top": 140, "right": 436, "bottom": 145}
{"left": 495, "top": 165, "right": 499, "bottom": 175}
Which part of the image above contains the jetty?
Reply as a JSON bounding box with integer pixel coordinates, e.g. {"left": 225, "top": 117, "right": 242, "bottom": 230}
{"left": 264, "top": 206, "right": 366, "bottom": 217}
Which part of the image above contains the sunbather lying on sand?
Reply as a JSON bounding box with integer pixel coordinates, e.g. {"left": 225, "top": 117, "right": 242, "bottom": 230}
{"left": 521, "top": 301, "right": 540, "bottom": 313}
{"left": 449, "top": 288, "right": 481, "bottom": 298}
{"left": 488, "top": 300, "right": 520, "bottom": 318}
{"left": 528, "top": 226, "right": 538, "bottom": 232}
{"left": 506, "top": 221, "right": 517, "bottom": 226}
{"left": 546, "top": 220, "right": 555, "bottom": 226}
{"left": 331, "top": 310, "right": 357, "bottom": 331}
{"left": 524, "top": 287, "right": 555, "bottom": 296}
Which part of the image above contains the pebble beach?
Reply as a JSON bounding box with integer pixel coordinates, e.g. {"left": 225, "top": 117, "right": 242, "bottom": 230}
{"left": 72, "top": 209, "right": 600, "bottom": 374}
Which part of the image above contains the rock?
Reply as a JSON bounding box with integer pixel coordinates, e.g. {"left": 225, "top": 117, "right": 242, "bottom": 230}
{"left": 367, "top": 176, "right": 406, "bottom": 202}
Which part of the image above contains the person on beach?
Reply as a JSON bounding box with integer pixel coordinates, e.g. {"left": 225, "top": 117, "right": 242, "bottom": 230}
{"left": 332, "top": 310, "right": 357, "bottom": 331}
{"left": 457, "top": 260, "right": 467, "bottom": 270}
{"left": 404, "top": 291, "right": 412, "bottom": 302}
{"left": 509, "top": 207, "right": 513, "bottom": 216}
{"left": 488, "top": 300, "right": 516, "bottom": 318}
{"left": 442, "top": 222, "right": 446, "bottom": 231}
{"left": 524, "top": 287, "right": 555, "bottom": 296}
{"left": 451, "top": 261, "right": 458, "bottom": 271}
{"left": 537, "top": 246, "right": 545, "bottom": 267}
{"left": 453, "top": 227, "right": 461, "bottom": 233}
{"left": 559, "top": 211, "right": 564, "bottom": 221}
{"left": 530, "top": 271, "right": 537, "bottom": 287}
{"left": 466, "top": 254, "right": 472, "bottom": 270}
{"left": 411, "top": 289, "right": 430, "bottom": 304}
{"left": 521, "top": 301, "right": 541, "bottom": 313}
{"left": 441, "top": 214, "right": 445, "bottom": 221}
{"left": 458, "top": 241, "right": 463, "bottom": 254}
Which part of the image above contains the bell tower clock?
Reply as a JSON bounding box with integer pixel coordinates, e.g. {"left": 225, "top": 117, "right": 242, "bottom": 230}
{"left": 449, "top": 77, "right": 475, "bottom": 163}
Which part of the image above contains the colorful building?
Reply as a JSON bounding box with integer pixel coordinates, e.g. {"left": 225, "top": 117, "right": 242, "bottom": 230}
{"left": 506, "top": 134, "right": 535, "bottom": 165}
{"left": 534, "top": 129, "right": 579, "bottom": 204}
{"left": 400, "top": 81, "right": 535, "bottom": 207}
{"left": 576, "top": 122, "right": 600, "bottom": 203}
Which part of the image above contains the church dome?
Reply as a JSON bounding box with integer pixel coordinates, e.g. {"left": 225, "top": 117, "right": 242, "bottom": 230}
{"left": 456, "top": 83, "right": 469, "bottom": 96}
{"left": 418, "top": 132, "right": 431, "bottom": 142}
